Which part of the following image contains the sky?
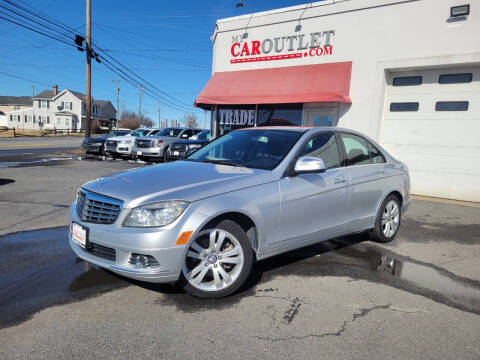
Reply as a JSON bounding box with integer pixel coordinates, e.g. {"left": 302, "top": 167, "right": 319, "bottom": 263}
{"left": 0, "top": 0, "right": 312, "bottom": 127}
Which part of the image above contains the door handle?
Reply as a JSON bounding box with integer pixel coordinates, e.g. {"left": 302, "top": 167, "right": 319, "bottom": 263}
{"left": 376, "top": 170, "right": 386, "bottom": 175}
{"left": 334, "top": 176, "right": 346, "bottom": 184}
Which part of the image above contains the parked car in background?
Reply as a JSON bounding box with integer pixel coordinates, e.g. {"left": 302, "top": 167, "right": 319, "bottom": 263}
{"left": 166, "top": 129, "right": 211, "bottom": 161}
{"left": 133, "top": 127, "right": 203, "bottom": 162}
{"left": 105, "top": 128, "right": 160, "bottom": 158}
{"left": 70, "top": 127, "right": 410, "bottom": 298}
{"left": 81, "top": 130, "right": 130, "bottom": 155}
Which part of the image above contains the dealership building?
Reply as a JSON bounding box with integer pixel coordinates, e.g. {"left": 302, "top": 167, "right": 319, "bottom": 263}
{"left": 195, "top": 0, "right": 479, "bottom": 202}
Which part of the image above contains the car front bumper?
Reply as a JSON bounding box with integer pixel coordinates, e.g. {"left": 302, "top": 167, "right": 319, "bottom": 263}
{"left": 82, "top": 143, "right": 103, "bottom": 152}
{"left": 68, "top": 202, "right": 193, "bottom": 283}
{"left": 133, "top": 146, "right": 164, "bottom": 158}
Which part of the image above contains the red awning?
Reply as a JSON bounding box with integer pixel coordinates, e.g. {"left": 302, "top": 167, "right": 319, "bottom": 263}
{"left": 194, "top": 61, "right": 352, "bottom": 109}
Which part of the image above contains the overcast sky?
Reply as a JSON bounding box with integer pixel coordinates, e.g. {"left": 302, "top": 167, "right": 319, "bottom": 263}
{"left": 0, "top": 0, "right": 313, "bottom": 126}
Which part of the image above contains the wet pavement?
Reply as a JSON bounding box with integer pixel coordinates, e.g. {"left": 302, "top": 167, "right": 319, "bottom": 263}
{"left": 1, "top": 224, "right": 479, "bottom": 329}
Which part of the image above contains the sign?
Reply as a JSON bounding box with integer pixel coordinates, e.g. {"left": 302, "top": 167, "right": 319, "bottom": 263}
{"left": 230, "top": 30, "right": 335, "bottom": 64}
{"left": 218, "top": 108, "right": 256, "bottom": 126}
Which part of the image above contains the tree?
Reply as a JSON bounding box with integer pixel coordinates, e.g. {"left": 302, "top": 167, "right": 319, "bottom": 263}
{"left": 182, "top": 112, "right": 199, "bottom": 128}
{"left": 118, "top": 109, "right": 153, "bottom": 129}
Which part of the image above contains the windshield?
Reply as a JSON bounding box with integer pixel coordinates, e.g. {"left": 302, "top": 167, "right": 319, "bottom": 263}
{"left": 155, "top": 128, "right": 182, "bottom": 137}
{"left": 186, "top": 129, "right": 302, "bottom": 170}
{"left": 130, "top": 129, "right": 150, "bottom": 137}
{"left": 192, "top": 130, "right": 210, "bottom": 141}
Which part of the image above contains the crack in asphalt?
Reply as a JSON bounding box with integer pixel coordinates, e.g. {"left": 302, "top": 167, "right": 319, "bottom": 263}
{"left": 283, "top": 297, "right": 302, "bottom": 324}
{"left": 253, "top": 304, "right": 424, "bottom": 342}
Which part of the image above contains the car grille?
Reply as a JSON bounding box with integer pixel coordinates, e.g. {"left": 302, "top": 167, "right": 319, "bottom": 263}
{"left": 106, "top": 140, "right": 117, "bottom": 149}
{"left": 171, "top": 143, "right": 187, "bottom": 152}
{"left": 87, "top": 242, "right": 116, "bottom": 261}
{"left": 76, "top": 189, "right": 122, "bottom": 225}
{"left": 136, "top": 139, "right": 152, "bottom": 148}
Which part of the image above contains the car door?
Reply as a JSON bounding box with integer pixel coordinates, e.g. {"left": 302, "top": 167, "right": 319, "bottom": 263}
{"left": 277, "top": 131, "right": 350, "bottom": 245}
{"left": 338, "top": 132, "right": 389, "bottom": 228}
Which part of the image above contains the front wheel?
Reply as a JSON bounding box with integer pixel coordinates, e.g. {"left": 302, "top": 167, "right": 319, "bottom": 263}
{"left": 179, "top": 220, "right": 253, "bottom": 298}
{"left": 371, "top": 194, "right": 401, "bottom": 243}
{"left": 163, "top": 147, "right": 169, "bottom": 162}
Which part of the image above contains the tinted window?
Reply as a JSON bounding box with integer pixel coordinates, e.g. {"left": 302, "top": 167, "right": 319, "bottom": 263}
{"left": 435, "top": 101, "right": 469, "bottom": 111}
{"left": 257, "top": 103, "right": 303, "bottom": 127}
{"left": 340, "top": 134, "right": 371, "bottom": 166}
{"left": 439, "top": 73, "right": 472, "bottom": 84}
{"left": 390, "top": 102, "right": 419, "bottom": 112}
{"left": 392, "top": 76, "right": 422, "bottom": 86}
{"left": 187, "top": 129, "right": 302, "bottom": 170}
{"left": 367, "top": 142, "right": 386, "bottom": 164}
{"left": 299, "top": 132, "right": 340, "bottom": 170}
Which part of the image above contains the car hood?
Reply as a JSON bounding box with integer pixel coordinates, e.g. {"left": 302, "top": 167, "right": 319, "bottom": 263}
{"left": 82, "top": 160, "right": 275, "bottom": 207}
{"left": 108, "top": 135, "right": 133, "bottom": 141}
{"left": 86, "top": 136, "right": 106, "bottom": 142}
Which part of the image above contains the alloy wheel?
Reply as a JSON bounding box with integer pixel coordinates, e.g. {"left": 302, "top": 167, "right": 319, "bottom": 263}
{"left": 382, "top": 199, "right": 400, "bottom": 238}
{"left": 182, "top": 229, "right": 244, "bottom": 292}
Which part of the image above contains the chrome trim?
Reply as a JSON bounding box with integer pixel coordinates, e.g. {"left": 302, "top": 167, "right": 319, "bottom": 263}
{"left": 76, "top": 189, "right": 123, "bottom": 225}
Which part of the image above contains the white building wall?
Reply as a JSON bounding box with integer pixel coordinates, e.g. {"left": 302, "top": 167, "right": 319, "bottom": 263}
{"left": 212, "top": 0, "right": 480, "bottom": 140}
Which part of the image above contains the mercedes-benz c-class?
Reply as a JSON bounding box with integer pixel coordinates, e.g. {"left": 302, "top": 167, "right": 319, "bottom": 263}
{"left": 70, "top": 127, "right": 410, "bottom": 298}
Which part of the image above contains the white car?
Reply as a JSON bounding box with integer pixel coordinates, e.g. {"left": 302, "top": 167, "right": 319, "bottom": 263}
{"left": 105, "top": 128, "right": 161, "bottom": 157}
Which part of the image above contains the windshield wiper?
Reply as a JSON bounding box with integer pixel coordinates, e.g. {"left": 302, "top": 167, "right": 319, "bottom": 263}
{"left": 201, "top": 159, "right": 245, "bottom": 167}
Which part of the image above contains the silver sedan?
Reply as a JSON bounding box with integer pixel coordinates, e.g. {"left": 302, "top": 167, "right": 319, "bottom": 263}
{"left": 69, "top": 127, "right": 410, "bottom": 298}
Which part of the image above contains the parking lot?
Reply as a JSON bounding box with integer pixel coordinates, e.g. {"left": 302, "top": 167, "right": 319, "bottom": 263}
{"left": 0, "top": 140, "right": 479, "bottom": 359}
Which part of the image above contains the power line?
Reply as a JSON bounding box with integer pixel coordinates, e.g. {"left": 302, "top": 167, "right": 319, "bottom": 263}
{"left": 0, "top": 70, "right": 51, "bottom": 86}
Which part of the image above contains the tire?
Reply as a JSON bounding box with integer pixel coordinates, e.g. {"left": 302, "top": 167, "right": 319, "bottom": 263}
{"left": 179, "top": 220, "right": 253, "bottom": 298}
{"left": 371, "top": 194, "right": 402, "bottom": 243}
{"left": 163, "top": 147, "right": 169, "bottom": 162}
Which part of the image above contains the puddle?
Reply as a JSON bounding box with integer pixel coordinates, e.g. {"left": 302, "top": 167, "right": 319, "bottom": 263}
{"left": 0, "top": 227, "right": 128, "bottom": 328}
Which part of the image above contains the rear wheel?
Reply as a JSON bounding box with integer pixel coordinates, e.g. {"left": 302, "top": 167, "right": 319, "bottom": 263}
{"left": 371, "top": 194, "right": 401, "bottom": 243}
{"left": 179, "top": 220, "right": 253, "bottom": 298}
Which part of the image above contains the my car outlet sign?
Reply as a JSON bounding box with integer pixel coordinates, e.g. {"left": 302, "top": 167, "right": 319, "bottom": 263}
{"left": 230, "top": 30, "right": 335, "bottom": 64}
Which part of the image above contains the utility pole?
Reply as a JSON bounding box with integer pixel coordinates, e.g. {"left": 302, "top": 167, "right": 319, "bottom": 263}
{"left": 138, "top": 84, "right": 143, "bottom": 125}
{"left": 85, "top": 0, "right": 92, "bottom": 138}
{"left": 158, "top": 102, "right": 161, "bottom": 128}
{"left": 32, "top": 82, "right": 35, "bottom": 97}
{"left": 112, "top": 79, "right": 122, "bottom": 122}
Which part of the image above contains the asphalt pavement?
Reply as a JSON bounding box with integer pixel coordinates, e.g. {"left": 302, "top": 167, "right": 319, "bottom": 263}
{"left": 0, "top": 143, "right": 479, "bottom": 359}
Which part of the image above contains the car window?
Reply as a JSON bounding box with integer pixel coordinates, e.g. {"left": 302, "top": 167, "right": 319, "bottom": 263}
{"left": 181, "top": 130, "right": 193, "bottom": 139}
{"left": 299, "top": 132, "right": 341, "bottom": 170}
{"left": 367, "top": 142, "right": 386, "bottom": 164}
{"left": 340, "top": 133, "right": 371, "bottom": 166}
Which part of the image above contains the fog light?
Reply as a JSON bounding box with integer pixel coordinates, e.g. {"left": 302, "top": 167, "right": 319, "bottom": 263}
{"left": 135, "top": 255, "right": 149, "bottom": 268}
{"left": 450, "top": 4, "right": 469, "bottom": 17}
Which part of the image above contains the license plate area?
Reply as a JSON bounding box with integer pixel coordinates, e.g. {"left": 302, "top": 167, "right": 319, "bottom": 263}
{"left": 72, "top": 222, "right": 89, "bottom": 248}
{"left": 173, "top": 151, "right": 180, "bottom": 156}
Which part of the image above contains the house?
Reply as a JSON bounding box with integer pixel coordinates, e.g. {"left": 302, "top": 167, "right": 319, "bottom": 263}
{"left": 0, "top": 95, "right": 32, "bottom": 127}
{"left": 5, "top": 85, "right": 116, "bottom": 131}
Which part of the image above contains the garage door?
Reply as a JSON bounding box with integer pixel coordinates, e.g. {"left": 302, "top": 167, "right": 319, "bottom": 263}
{"left": 380, "top": 66, "right": 480, "bottom": 202}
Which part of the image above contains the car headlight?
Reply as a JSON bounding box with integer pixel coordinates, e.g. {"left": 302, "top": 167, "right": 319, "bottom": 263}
{"left": 92, "top": 142, "right": 103, "bottom": 146}
{"left": 188, "top": 143, "right": 202, "bottom": 149}
{"left": 120, "top": 140, "right": 131, "bottom": 144}
{"left": 123, "top": 200, "right": 188, "bottom": 227}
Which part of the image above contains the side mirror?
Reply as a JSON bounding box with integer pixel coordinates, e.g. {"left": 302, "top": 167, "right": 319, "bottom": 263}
{"left": 294, "top": 156, "right": 326, "bottom": 174}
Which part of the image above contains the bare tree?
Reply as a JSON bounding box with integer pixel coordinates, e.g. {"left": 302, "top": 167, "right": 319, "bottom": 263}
{"left": 118, "top": 109, "right": 153, "bottom": 129}
{"left": 182, "top": 113, "right": 199, "bottom": 128}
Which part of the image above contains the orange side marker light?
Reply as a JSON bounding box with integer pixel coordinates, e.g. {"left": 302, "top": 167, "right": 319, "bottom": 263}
{"left": 175, "top": 231, "right": 193, "bottom": 246}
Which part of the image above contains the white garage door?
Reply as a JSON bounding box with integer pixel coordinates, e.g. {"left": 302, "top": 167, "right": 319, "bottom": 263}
{"left": 380, "top": 66, "right": 480, "bottom": 202}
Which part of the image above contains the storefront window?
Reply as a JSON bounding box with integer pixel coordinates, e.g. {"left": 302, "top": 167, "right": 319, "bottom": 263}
{"left": 216, "top": 105, "right": 256, "bottom": 136}
{"left": 257, "top": 103, "right": 303, "bottom": 127}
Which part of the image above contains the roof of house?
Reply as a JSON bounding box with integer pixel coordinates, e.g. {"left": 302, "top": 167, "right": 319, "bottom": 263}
{"left": 0, "top": 96, "right": 32, "bottom": 105}
{"left": 33, "top": 90, "right": 55, "bottom": 99}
